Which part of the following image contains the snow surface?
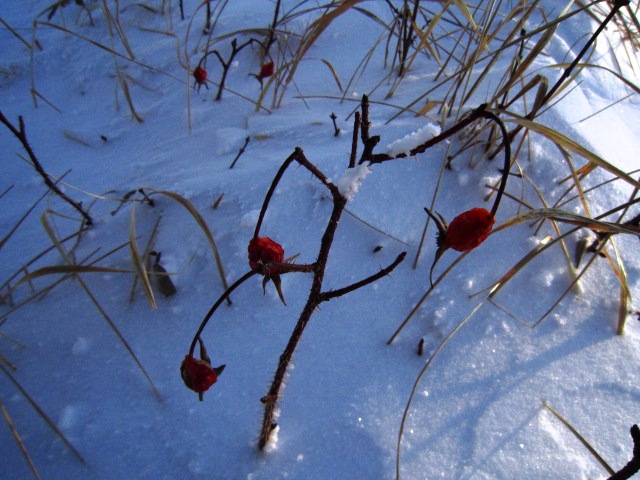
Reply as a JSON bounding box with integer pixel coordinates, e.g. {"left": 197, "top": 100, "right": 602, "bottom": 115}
{"left": 1, "top": 1, "right": 640, "bottom": 479}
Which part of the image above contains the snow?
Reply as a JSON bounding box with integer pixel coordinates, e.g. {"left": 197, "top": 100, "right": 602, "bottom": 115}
{"left": 336, "top": 164, "right": 372, "bottom": 202}
{"left": 385, "top": 123, "right": 441, "bottom": 157}
{"left": 1, "top": 1, "right": 640, "bottom": 479}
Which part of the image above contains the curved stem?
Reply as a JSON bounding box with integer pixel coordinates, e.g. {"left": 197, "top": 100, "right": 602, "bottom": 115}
{"left": 476, "top": 110, "right": 511, "bottom": 216}
{"left": 188, "top": 270, "right": 257, "bottom": 356}
{"left": 253, "top": 147, "right": 339, "bottom": 239}
{"left": 253, "top": 152, "right": 298, "bottom": 239}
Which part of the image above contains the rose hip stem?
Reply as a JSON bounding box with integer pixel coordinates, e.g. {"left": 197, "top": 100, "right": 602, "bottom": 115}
{"left": 188, "top": 270, "right": 257, "bottom": 357}
{"left": 483, "top": 110, "right": 511, "bottom": 217}
{"left": 253, "top": 147, "right": 334, "bottom": 240}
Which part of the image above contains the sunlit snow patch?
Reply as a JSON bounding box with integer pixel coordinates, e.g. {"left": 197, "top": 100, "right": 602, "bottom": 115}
{"left": 337, "top": 164, "right": 371, "bottom": 202}
{"left": 263, "top": 424, "right": 280, "bottom": 453}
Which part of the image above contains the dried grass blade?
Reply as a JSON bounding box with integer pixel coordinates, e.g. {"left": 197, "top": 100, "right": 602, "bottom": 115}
{"left": 146, "top": 189, "right": 230, "bottom": 296}
{"left": 117, "top": 70, "right": 143, "bottom": 123}
{"left": 77, "top": 276, "right": 163, "bottom": 401}
{"left": 19, "top": 265, "right": 134, "bottom": 284}
{"left": 36, "top": 21, "right": 176, "bottom": 82}
{"left": 40, "top": 212, "right": 161, "bottom": 398}
{"left": 396, "top": 299, "right": 487, "bottom": 480}
{"left": 0, "top": 364, "right": 85, "bottom": 464}
{"left": 451, "top": 0, "right": 477, "bottom": 31}
{"left": 1, "top": 401, "right": 42, "bottom": 480}
{"left": 1, "top": 241, "right": 131, "bottom": 324}
{"left": 485, "top": 236, "right": 553, "bottom": 298}
{"left": 618, "top": 274, "right": 629, "bottom": 335}
{"left": 39, "top": 21, "right": 130, "bottom": 63}
{"left": 543, "top": 401, "right": 615, "bottom": 475}
{"left": 101, "top": 0, "right": 135, "bottom": 59}
{"left": 319, "top": 58, "right": 343, "bottom": 92}
{"left": 493, "top": 23, "right": 557, "bottom": 101}
{"left": 129, "top": 205, "right": 157, "bottom": 309}
{"left": 0, "top": 16, "right": 33, "bottom": 51}
{"left": 505, "top": 115, "right": 640, "bottom": 189}
{"left": 387, "top": 252, "right": 469, "bottom": 344}
{"left": 416, "top": 100, "right": 440, "bottom": 117}
{"left": 606, "top": 241, "right": 631, "bottom": 334}
{"left": 130, "top": 215, "right": 161, "bottom": 304}
{"left": 398, "top": 1, "right": 449, "bottom": 77}
{"left": 285, "top": 0, "right": 365, "bottom": 86}
{"left": 495, "top": 207, "right": 640, "bottom": 236}
{"left": 39, "top": 211, "right": 74, "bottom": 262}
{"left": 555, "top": 62, "right": 640, "bottom": 95}
{"left": 0, "top": 188, "right": 51, "bottom": 250}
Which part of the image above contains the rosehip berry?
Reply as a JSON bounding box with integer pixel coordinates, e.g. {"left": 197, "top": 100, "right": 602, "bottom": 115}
{"left": 425, "top": 206, "right": 496, "bottom": 286}
{"left": 180, "top": 355, "right": 220, "bottom": 394}
{"left": 258, "top": 62, "right": 274, "bottom": 80}
{"left": 248, "top": 236, "right": 284, "bottom": 275}
{"left": 443, "top": 208, "right": 495, "bottom": 252}
{"left": 193, "top": 66, "right": 207, "bottom": 85}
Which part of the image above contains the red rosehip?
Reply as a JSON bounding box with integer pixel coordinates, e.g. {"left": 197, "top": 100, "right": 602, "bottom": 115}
{"left": 193, "top": 66, "right": 207, "bottom": 85}
{"left": 443, "top": 208, "right": 495, "bottom": 252}
{"left": 258, "top": 61, "right": 274, "bottom": 80}
{"left": 424, "top": 206, "right": 496, "bottom": 286}
{"left": 180, "top": 355, "right": 219, "bottom": 394}
{"left": 248, "top": 236, "right": 284, "bottom": 275}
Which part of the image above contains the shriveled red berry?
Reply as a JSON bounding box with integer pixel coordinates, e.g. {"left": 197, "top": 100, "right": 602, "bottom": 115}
{"left": 443, "top": 208, "right": 494, "bottom": 252}
{"left": 258, "top": 62, "right": 274, "bottom": 80}
{"left": 248, "top": 237, "right": 284, "bottom": 275}
{"left": 181, "top": 355, "right": 218, "bottom": 393}
{"left": 193, "top": 66, "right": 207, "bottom": 85}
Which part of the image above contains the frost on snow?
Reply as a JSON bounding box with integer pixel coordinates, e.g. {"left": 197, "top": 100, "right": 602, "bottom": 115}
{"left": 385, "top": 122, "right": 441, "bottom": 157}
{"left": 337, "top": 164, "right": 371, "bottom": 202}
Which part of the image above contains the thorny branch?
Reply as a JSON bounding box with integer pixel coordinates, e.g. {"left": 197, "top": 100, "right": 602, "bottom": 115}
{"left": 183, "top": 97, "right": 407, "bottom": 450}
{"left": 256, "top": 145, "right": 406, "bottom": 449}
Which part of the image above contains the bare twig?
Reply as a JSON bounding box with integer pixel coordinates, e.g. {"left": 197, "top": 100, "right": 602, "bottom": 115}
{"left": 229, "top": 136, "right": 250, "bottom": 169}
{"left": 330, "top": 112, "right": 340, "bottom": 136}
{"left": 0, "top": 111, "right": 93, "bottom": 226}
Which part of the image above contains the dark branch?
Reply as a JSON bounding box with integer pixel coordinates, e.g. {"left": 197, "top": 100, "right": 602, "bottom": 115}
{"left": 319, "top": 252, "right": 406, "bottom": 301}
{"left": 608, "top": 425, "right": 640, "bottom": 480}
{"left": 0, "top": 111, "right": 93, "bottom": 226}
